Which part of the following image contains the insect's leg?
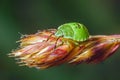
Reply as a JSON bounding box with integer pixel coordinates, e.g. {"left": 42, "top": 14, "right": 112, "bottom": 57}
{"left": 44, "top": 32, "right": 61, "bottom": 49}
{"left": 46, "top": 33, "right": 55, "bottom": 42}
{"left": 45, "top": 29, "right": 57, "bottom": 41}
{"left": 54, "top": 29, "right": 64, "bottom": 49}
{"left": 54, "top": 36, "right": 64, "bottom": 49}
{"left": 45, "top": 29, "right": 64, "bottom": 49}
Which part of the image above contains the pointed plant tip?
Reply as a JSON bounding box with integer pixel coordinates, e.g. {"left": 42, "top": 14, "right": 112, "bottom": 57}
{"left": 9, "top": 22, "right": 120, "bottom": 69}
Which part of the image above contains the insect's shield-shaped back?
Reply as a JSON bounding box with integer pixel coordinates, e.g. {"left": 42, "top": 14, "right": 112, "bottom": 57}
{"left": 55, "top": 22, "right": 89, "bottom": 42}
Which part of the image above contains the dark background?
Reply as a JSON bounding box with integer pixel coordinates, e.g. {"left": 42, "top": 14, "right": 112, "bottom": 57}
{"left": 0, "top": 0, "right": 120, "bottom": 80}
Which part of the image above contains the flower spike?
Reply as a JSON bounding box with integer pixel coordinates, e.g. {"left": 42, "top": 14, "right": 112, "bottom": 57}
{"left": 9, "top": 23, "right": 120, "bottom": 69}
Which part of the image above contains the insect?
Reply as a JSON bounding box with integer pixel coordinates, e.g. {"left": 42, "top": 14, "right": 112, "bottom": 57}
{"left": 55, "top": 22, "right": 90, "bottom": 42}
{"left": 9, "top": 22, "right": 120, "bottom": 69}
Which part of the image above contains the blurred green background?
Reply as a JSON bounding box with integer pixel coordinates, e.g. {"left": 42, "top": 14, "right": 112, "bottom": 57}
{"left": 0, "top": 0, "right": 120, "bottom": 80}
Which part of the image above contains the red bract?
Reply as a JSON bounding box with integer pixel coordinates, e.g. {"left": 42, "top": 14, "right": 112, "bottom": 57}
{"left": 9, "top": 29, "right": 120, "bottom": 69}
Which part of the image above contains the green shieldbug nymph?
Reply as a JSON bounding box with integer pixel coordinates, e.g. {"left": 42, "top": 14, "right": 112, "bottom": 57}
{"left": 55, "top": 22, "right": 90, "bottom": 42}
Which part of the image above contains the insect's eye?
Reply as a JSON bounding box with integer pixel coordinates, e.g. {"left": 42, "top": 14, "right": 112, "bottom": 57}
{"left": 55, "top": 22, "right": 90, "bottom": 42}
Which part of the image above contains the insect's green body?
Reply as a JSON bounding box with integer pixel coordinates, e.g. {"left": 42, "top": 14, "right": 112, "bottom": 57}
{"left": 55, "top": 22, "right": 89, "bottom": 42}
